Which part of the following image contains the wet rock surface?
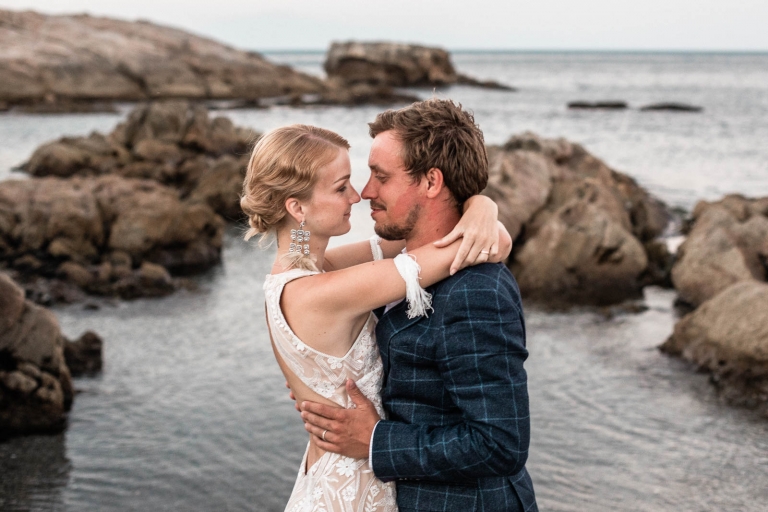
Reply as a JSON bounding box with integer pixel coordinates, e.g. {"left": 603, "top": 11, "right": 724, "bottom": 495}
{"left": 0, "top": 9, "right": 324, "bottom": 110}
{"left": 0, "top": 273, "right": 74, "bottom": 437}
{"left": 324, "top": 41, "right": 513, "bottom": 90}
{"left": 484, "top": 132, "right": 670, "bottom": 306}
{"left": 661, "top": 281, "right": 768, "bottom": 414}
{"left": 671, "top": 194, "right": 768, "bottom": 308}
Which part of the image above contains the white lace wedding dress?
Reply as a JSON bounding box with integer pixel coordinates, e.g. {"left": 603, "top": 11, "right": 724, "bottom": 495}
{"left": 264, "top": 268, "right": 398, "bottom": 512}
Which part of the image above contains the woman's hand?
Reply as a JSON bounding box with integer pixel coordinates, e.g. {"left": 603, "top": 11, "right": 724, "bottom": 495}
{"left": 433, "top": 195, "right": 511, "bottom": 274}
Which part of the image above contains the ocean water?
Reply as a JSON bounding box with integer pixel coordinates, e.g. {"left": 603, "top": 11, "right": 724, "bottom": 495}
{"left": 1, "top": 52, "right": 768, "bottom": 511}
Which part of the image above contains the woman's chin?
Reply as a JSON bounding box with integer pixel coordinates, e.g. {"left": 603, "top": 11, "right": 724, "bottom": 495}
{"left": 335, "top": 220, "right": 352, "bottom": 236}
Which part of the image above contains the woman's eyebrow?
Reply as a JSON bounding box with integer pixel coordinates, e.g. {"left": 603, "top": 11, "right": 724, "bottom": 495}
{"left": 333, "top": 174, "right": 351, "bottom": 183}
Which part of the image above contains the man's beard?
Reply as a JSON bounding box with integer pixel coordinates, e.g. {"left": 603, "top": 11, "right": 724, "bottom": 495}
{"left": 373, "top": 204, "right": 420, "bottom": 241}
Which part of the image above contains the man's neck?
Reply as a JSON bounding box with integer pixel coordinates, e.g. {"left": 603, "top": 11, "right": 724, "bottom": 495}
{"left": 404, "top": 204, "right": 461, "bottom": 252}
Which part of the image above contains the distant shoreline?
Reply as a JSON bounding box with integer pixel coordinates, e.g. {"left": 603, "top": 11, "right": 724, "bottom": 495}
{"left": 261, "top": 48, "right": 768, "bottom": 56}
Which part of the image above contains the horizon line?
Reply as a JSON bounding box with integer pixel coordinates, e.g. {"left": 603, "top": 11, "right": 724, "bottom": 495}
{"left": 260, "top": 48, "right": 768, "bottom": 55}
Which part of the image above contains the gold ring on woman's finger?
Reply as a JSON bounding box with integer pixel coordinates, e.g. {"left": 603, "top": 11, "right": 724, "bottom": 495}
{"left": 480, "top": 250, "right": 490, "bottom": 254}
{"left": 322, "top": 429, "right": 328, "bottom": 441}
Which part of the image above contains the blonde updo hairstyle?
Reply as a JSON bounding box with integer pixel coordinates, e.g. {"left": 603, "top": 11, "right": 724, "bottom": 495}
{"left": 241, "top": 125, "right": 350, "bottom": 268}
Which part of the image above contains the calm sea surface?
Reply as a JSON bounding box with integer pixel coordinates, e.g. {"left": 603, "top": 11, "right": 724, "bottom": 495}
{"left": 1, "top": 52, "right": 767, "bottom": 511}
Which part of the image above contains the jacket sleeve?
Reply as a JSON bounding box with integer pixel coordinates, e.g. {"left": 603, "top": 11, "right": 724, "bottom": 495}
{"left": 371, "top": 269, "right": 531, "bottom": 482}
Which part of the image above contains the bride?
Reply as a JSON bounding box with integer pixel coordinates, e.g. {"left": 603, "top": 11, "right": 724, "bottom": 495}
{"left": 242, "top": 124, "right": 510, "bottom": 512}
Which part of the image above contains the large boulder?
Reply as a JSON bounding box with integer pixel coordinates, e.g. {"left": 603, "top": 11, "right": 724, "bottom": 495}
{"left": 22, "top": 101, "right": 257, "bottom": 220}
{"left": 324, "top": 41, "right": 512, "bottom": 90}
{"left": 671, "top": 194, "right": 768, "bottom": 308}
{"left": 0, "top": 9, "right": 324, "bottom": 109}
{"left": 660, "top": 281, "right": 768, "bottom": 413}
{"left": 484, "top": 132, "right": 670, "bottom": 306}
{"left": 0, "top": 273, "right": 73, "bottom": 436}
{"left": 0, "top": 176, "right": 224, "bottom": 302}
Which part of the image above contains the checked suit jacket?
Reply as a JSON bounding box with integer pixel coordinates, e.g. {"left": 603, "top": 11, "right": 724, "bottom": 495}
{"left": 371, "top": 262, "right": 538, "bottom": 512}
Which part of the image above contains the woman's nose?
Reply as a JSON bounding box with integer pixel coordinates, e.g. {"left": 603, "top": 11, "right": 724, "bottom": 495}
{"left": 350, "top": 186, "right": 361, "bottom": 204}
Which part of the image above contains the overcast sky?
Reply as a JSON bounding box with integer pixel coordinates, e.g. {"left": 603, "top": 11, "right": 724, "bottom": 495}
{"left": 3, "top": 0, "right": 767, "bottom": 51}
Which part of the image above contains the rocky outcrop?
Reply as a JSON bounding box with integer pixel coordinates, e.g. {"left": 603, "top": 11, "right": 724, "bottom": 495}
{"left": 63, "top": 331, "right": 103, "bottom": 376}
{"left": 568, "top": 101, "right": 628, "bottom": 110}
{"left": 483, "top": 132, "right": 670, "bottom": 306}
{"left": 660, "top": 194, "right": 768, "bottom": 414}
{"left": 324, "top": 42, "right": 513, "bottom": 90}
{"left": 1, "top": 273, "right": 73, "bottom": 437}
{"left": 640, "top": 103, "right": 703, "bottom": 113}
{"left": 671, "top": 194, "right": 768, "bottom": 308}
{"left": 22, "top": 101, "right": 256, "bottom": 220}
{"left": 316, "top": 78, "right": 420, "bottom": 106}
{"left": 0, "top": 9, "right": 324, "bottom": 110}
{"left": 661, "top": 281, "right": 768, "bottom": 414}
{"left": 0, "top": 175, "right": 224, "bottom": 303}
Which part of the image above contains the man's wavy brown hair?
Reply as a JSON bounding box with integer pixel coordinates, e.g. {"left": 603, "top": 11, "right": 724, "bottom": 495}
{"left": 368, "top": 98, "right": 488, "bottom": 209}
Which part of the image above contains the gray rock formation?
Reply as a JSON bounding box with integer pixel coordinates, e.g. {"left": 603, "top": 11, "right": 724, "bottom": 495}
{"left": 568, "top": 101, "right": 628, "bottom": 110}
{"left": 660, "top": 280, "right": 768, "bottom": 413}
{"left": 0, "top": 273, "right": 73, "bottom": 436}
{"left": 0, "top": 9, "right": 324, "bottom": 109}
{"left": 671, "top": 194, "right": 768, "bottom": 308}
{"left": 324, "top": 41, "right": 513, "bottom": 90}
{"left": 22, "top": 101, "right": 256, "bottom": 220}
{"left": 64, "top": 331, "right": 103, "bottom": 376}
{"left": 483, "top": 132, "right": 670, "bottom": 306}
{"left": 0, "top": 174, "right": 224, "bottom": 302}
{"left": 640, "top": 103, "right": 703, "bottom": 113}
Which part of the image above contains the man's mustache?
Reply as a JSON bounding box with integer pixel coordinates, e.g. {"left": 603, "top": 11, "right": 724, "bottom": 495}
{"left": 369, "top": 201, "right": 386, "bottom": 210}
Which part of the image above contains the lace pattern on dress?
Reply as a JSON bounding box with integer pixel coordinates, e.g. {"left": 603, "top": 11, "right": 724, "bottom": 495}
{"left": 263, "top": 269, "right": 385, "bottom": 414}
{"left": 263, "top": 244, "right": 397, "bottom": 511}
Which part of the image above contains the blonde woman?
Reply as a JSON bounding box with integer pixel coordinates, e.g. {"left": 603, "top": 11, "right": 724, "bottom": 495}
{"left": 244, "top": 124, "right": 509, "bottom": 512}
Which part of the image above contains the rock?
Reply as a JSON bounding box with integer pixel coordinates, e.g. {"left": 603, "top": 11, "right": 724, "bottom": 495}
{"left": 640, "top": 102, "right": 703, "bottom": 112}
{"left": 671, "top": 194, "right": 768, "bottom": 308}
{"left": 324, "top": 41, "right": 513, "bottom": 90}
{"left": 568, "top": 101, "right": 628, "bottom": 110}
{"left": 186, "top": 155, "right": 249, "bottom": 221}
{"left": 0, "top": 273, "right": 75, "bottom": 437}
{"left": 0, "top": 176, "right": 224, "bottom": 303}
{"left": 316, "top": 79, "right": 420, "bottom": 106}
{"left": 660, "top": 281, "right": 768, "bottom": 413}
{"left": 0, "top": 9, "right": 324, "bottom": 110}
{"left": 483, "top": 145, "right": 557, "bottom": 241}
{"left": 57, "top": 261, "right": 95, "bottom": 288}
{"left": 456, "top": 74, "right": 515, "bottom": 91}
{"left": 21, "top": 101, "right": 259, "bottom": 221}
{"left": 63, "top": 331, "right": 103, "bottom": 376}
{"left": 484, "top": 132, "right": 670, "bottom": 306}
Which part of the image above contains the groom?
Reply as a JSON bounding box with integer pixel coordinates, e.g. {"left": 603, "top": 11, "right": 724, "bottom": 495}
{"left": 301, "top": 99, "right": 537, "bottom": 511}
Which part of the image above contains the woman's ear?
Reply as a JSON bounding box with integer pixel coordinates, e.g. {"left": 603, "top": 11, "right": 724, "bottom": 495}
{"left": 284, "top": 198, "right": 304, "bottom": 224}
{"left": 424, "top": 167, "right": 445, "bottom": 199}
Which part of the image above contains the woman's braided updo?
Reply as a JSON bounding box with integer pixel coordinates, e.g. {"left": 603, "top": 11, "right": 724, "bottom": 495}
{"left": 240, "top": 124, "right": 351, "bottom": 243}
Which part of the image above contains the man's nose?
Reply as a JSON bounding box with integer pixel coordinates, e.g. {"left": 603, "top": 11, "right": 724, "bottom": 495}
{"left": 361, "top": 178, "right": 374, "bottom": 200}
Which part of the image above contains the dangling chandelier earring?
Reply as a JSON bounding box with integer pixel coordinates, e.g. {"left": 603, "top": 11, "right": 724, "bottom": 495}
{"left": 289, "top": 220, "right": 310, "bottom": 256}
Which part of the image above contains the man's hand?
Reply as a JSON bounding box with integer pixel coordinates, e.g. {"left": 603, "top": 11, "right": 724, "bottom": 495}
{"left": 300, "top": 379, "right": 380, "bottom": 459}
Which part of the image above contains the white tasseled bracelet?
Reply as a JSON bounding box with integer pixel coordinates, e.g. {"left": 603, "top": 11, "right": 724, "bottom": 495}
{"left": 393, "top": 253, "right": 433, "bottom": 319}
{"left": 369, "top": 235, "right": 384, "bottom": 261}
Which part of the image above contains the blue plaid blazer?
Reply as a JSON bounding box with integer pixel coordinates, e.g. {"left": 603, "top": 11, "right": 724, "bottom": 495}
{"left": 371, "top": 263, "right": 537, "bottom": 512}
